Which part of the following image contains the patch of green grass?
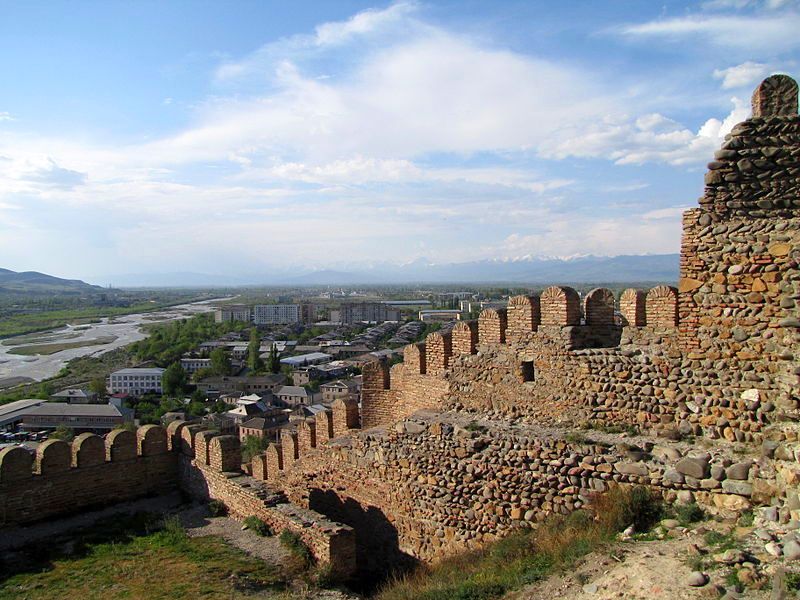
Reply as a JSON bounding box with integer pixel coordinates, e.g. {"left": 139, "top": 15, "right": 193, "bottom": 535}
{"left": 738, "top": 510, "right": 754, "bottom": 527}
{"left": 725, "top": 570, "right": 744, "bottom": 593}
{"left": 704, "top": 530, "right": 737, "bottom": 551}
{"left": 786, "top": 572, "right": 800, "bottom": 590}
{"left": 465, "top": 421, "right": 487, "bottom": 433}
{"left": 243, "top": 516, "right": 272, "bottom": 536}
{"left": 565, "top": 432, "right": 588, "bottom": 444}
{"left": 0, "top": 513, "right": 285, "bottom": 600}
{"left": 279, "top": 530, "right": 314, "bottom": 568}
{"left": 581, "top": 422, "right": 638, "bottom": 436}
{"left": 208, "top": 500, "right": 228, "bottom": 517}
{"left": 672, "top": 502, "right": 705, "bottom": 527}
{"left": 377, "top": 485, "right": 662, "bottom": 600}
{"left": 686, "top": 553, "right": 708, "bottom": 572}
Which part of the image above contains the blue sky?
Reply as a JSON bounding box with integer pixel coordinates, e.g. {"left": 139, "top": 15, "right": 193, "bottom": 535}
{"left": 0, "top": 0, "right": 798, "bottom": 282}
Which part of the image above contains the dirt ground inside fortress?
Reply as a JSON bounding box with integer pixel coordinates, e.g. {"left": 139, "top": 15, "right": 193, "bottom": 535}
{"left": 508, "top": 534, "right": 772, "bottom": 600}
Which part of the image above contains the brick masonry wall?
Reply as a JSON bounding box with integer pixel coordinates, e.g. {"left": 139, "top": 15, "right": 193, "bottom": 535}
{"left": 179, "top": 454, "right": 356, "bottom": 577}
{"left": 452, "top": 320, "right": 478, "bottom": 357}
{"left": 0, "top": 426, "right": 176, "bottom": 526}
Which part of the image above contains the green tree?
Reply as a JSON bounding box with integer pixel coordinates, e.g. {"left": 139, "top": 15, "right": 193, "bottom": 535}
{"left": 50, "top": 424, "right": 74, "bottom": 442}
{"left": 36, "top": 381, "right": 54, "bottom": 400}
{"left": 268, "top": 343, "right": 281, "bottom": 374}
{"left": 162, "top": 362, "right": 188, "bottom": 397}
{"left": 210, "top": 348, "right": 231, "bottom": 376}
{"left": 241, "top": 434, "right": 269, "bottom": 462}
{"left": 89, "top": 377, "right": 107, "bottom": 397}
{"left": 212, "top": 399, "right": 229, "bottom": 413}
{"left": 247, "top": 327, "right": 264, "bottom": 373}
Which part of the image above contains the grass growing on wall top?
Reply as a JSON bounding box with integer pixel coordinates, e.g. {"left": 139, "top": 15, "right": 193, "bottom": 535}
{"left": 376, "top": 485, "right": 663, "bottom": 600}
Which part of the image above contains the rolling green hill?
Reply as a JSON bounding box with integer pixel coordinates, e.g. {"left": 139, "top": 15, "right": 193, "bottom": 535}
{"left": 0, "top": 268, "right": 102, "bottom": 295}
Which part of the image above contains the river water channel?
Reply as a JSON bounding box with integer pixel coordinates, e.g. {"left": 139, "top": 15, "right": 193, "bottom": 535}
{"left": 0, "top": 298, "right": 225, "bottom": 388}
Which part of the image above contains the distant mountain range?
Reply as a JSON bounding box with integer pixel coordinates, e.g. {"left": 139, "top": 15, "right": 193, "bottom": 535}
{"left": 0, "top": 268, "right": 103, "bottom": 295}
{"left": 98, "top": 254, "right": 679, "bottom": 287}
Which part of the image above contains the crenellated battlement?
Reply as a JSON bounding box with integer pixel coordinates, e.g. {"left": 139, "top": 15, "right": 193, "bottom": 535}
{"left": 350, "top": 71, "right": 800, "bottom": 443}
{"left": 0, "top": 425, "right": 175, "bottom": 527}
{"left": 171, "top": 419, "right": 357, "bottom": 576}
{"left": 0, "top": 421, "right": 357, "bottom": 576}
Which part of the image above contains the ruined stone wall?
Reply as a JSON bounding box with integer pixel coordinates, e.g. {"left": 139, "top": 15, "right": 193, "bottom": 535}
{"left": 701, "top": 74, "right": 799, "bottom": 214}
{"left": 360, "top": 345, "right": 450, "bottom": 430}
{"left": 0, "top": 425, "right": 175, "bottom": 527}
{"left": 266, "top": 411, "right": 776, "bottom": 566}
{"left": 0, "top": 421, "right": 357, "bottom": 577}
{"left": 171, "top": 420, "right": 357, "bottom": 577}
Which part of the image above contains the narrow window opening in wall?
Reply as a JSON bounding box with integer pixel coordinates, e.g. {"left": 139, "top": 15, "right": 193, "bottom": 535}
{"left": 520, "top": 361, "right": 535, "bottom": 383}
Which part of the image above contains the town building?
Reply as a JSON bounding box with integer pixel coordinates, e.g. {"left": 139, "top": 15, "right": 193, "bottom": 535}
{"left": 320, "top": 379, "right": 361, "bottom": 404}
{"left": 201, "top": 413, "right": 236, "bottom": 435}
{"left": 275, "top": 385, "right": 318, "bottom": 408}
{"left": 292, "top": 361, "right": 352, "bottom": 385}
{"left": 238, "top": 408, "right": 290, "bottom": 442}
{"left": 196, "top": 374, "right": 286, "bottom": 395}
{"left": 419, "top": 309, "right": 462, "bottom": 322}
{"left": 50, "top": 388, "right": 100, "bottom": 404}
{"left": 19, "top": 403, "right": 127, "bottom": 433}
{"left": 230, "top": 344, "right": 249, "bottom": 361}
{"left": 329, "top": 302, "right": 401, "bottom": 324}
{"left": 299, "top": 303, "right": 317, "bottom": 324}
{"left": 279, "top": 352, "right": 333, "bottom": 368}
{"left": 214, "top": 304, "right": 251, "bottom": 323}
{"left": 226, "top": 400, "right": 271, "bottom": 424}
{"left": 253, "top": 304, "right": 294, "bottom": 325}
{"left": 0, "top": 399, "right": 46, "bottom": 431}
{"left": 180, "top": 356, "right": 212, "bottom": 374}
{"left": 253, "top": 304, "right": 300, "bottom": 325}
{"left": 108, "top": 368, "right": 165, "bottom": 396}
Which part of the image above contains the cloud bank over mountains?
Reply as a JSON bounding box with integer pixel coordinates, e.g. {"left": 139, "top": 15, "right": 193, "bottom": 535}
{"left": 0, "top": 0, "right": 798, "bottom": 280}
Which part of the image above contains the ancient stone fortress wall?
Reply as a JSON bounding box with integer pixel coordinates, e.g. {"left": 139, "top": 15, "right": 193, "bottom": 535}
{"left": 1, "top": 75, "right": 797, "bottom": 581}
{"left": 359, "top": 76, "right": 799, "bottom": 440}
{"left": 0, "top": 422, "right": 357, "bottom": 576}
{"left": 171, "top": 420, "right": 356, "bottom": 577}
{"left": 251, "top": 407, "right": 796, "bottom": 567}
{"left": 243, "top": 75, "right": 800, "bottom": 572}
{"left": 0, "top": 425, "right": 175, "bottom": 526}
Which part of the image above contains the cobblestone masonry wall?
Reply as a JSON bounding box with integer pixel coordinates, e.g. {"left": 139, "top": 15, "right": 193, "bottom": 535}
{"left": 174, "top": 422, "right": 356, "bottom": 577}
{"left": 266, "top": 410, "right": 796, "bottom": 565}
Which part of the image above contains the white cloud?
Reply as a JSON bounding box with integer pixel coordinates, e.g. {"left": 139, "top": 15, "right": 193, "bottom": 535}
{"left": 0, "top": 112, "right": 13, "bottom": 122}
{"left": 492, "top": 211, "right": 684, "bottom": 259}
{"left": 314, "top": 1, "right": 418, "bottom": 46}
{"left": 713, "top": 61, "right": 771, "bottom": 88}
{"left": 539, "top": 96, "right": 750, "bottom": 166}
{"left": 0, "top": 3, "right": 760, "bottom": 274}
{"left": 701, "top": 0, "right": 797, "bottom": 9}
{"left": 149, "top": 33, "right": 616, "bottom": 167}
{"left": 214, "top": 2, "right": 421, "bottom": 82}
{"left": 641, "top": 206, "right": 691, "bottom": 220}
{"left": 619, "top": 13, "right": 800, "bottom": 52}
{"left": 239, "top": 157, "right": 572, "bottom": 193}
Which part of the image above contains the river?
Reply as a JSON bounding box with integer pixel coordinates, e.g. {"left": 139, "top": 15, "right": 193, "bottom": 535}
{"left": 0, "top": 298, "right": 227, "bottom": 387}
